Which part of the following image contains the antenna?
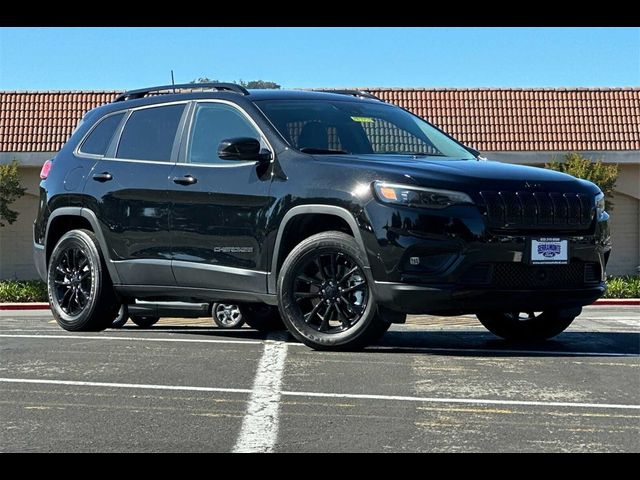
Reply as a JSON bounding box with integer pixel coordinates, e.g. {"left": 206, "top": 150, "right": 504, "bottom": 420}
{"left": 171, "top": 70, "right": 175, "bottom": 93}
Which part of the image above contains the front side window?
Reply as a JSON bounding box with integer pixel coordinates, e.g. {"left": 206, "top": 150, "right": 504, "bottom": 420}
{"left": 116, "top": 104, "right": 185, "bottom": 162}
{"left": 256, "top": 99, "right": 475, "bottom": 160}
{"left": 80, "top": 112, "right": 125, "bottom": 156}
{"left": 187, "top": 103, "right": 261, "bottom": 165}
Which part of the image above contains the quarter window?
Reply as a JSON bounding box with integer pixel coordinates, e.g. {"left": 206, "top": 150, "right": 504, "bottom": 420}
{"left": 117, "top": 104, "right": 185, "bottom": 162}
{"left": 80, "top": 112, "right": 125, "bottom": 156}
{"left": 187, "top": 103, "right": 261, "bottom": 165}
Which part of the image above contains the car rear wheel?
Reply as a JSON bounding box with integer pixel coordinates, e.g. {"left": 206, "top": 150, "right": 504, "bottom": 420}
{"left": 476, "top": 307, "right": 581, "bottom": 342}
{"left": 48, "top": 229, "right": 118, "bottom": 332}
{"left": 242, "top": 304, "right": 285, "bottom": 332}
{"left": 278, "top": 231, "right": 388, "bottom": 351}
{"left": 131, "top": 315, "right": 160, "bottom": 328}
{"left": 212, "top": 303, "right": 245, "bottom": 328}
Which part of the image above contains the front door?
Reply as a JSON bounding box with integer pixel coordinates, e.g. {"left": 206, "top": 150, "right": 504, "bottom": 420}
{"left": 169, "top": 101, "right": 274, "bottom": 294}
{"left": 86, "top": 102, "right": 187, "bottom": 285}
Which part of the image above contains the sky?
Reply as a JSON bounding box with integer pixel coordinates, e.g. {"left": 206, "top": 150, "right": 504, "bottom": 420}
{"left": 0, "top": 27, "right": 638, "bottom": 91}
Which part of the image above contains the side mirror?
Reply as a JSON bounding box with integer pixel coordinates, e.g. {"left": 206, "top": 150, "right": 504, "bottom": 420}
{"left": 218, "top": 137, "right": 271, "bottom": 162}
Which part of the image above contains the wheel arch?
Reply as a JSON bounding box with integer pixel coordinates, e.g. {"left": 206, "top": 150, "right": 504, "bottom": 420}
{"left": 267, "top": 205, "right": 369, "bottom": 294}
{"left": 45, "top": 207, "right": 120, "bottom": 283}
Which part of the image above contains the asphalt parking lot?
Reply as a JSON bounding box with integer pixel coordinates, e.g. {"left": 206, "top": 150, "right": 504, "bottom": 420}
{"left": 1, "top": 306, "right": 638, "bottom": 452}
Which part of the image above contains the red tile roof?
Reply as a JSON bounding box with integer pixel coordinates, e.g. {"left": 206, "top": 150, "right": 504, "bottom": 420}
{"left": 0, "top": 91, "right": 118, "bottom": 152}
{"left": 1, "top": 88, "right": 638, "bottom": 153}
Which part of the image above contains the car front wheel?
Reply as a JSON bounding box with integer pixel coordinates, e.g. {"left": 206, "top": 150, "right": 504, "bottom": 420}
{"left": 476, "top": 307, "right": 581, "bottom": 342}
{"left": 277, "top": 231, "right": 388, "bottom": 351}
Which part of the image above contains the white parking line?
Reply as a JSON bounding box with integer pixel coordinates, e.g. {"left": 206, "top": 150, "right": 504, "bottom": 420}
{"left": 0, "top": 334, "right": 262, "bottom": 345}
{"left": 0, "top": 377, "right": 251, "bottom": 394}
{"left": 281, "top": 390, "right": 640, "bottom": 410}
{"left": 233, "top": 333, "right": 289, "bottom": 453}
{"left": 1, "top": 376, "right": 638, "bottom": 411}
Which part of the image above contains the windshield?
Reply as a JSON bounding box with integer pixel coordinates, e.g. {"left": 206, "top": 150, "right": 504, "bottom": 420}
{"left": 255, "top": 99, "right": 475, "bottom": 159}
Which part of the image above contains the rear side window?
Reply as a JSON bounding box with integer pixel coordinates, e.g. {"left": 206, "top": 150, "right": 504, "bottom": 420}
{"left": 116, "top": 104, "right": 185, "bottom": 162}
{"left": 80, "top": 112, "right": 125, "bottom": 156}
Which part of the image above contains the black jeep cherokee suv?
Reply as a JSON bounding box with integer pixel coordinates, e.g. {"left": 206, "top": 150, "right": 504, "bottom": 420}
{"left": 34, "top": 83, "right": 611, "bottom": 350}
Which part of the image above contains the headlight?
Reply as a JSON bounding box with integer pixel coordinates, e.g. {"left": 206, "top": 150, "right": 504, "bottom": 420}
{"left": 373, "top": 182, "right": 473, "bottom": 209}
{"left": 595, "top": 192, "right": 605, "bottom": 219}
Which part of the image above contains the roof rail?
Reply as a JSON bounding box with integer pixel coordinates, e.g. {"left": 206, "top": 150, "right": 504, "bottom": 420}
{"left": 113, "top": 82, "right": 249, "bottom": 102}
{"left": 318, "top": 89, "right": 381, "bottom": 101}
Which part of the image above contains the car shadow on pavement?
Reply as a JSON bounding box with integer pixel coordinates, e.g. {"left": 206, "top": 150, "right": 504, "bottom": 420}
{"left": 117, "top": 324, "right": 269, "bottom": 340}
{"left": 157, "top": 326, "right": 639, "bottom": 357}
{"left": 372, "top": 330, "right": 640, "bottom": 357}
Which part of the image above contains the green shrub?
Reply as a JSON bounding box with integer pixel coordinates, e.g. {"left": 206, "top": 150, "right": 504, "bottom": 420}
{"left": 545, "top": 152, "right": 618, "bottom": 211}
{"left": 0, "top": 280, "right": 48, "bottom": 302}
{"left": 604, "top": 276, "right": 640, "bottom": 299}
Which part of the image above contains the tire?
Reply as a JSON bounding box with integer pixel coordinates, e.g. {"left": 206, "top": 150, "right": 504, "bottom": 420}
{"left": 242, "top": 304, "right": 285, "bottom": 332}
{"left": 212, "top": 303, "right": 245, "bottom": 328}
{"left": 476, "top": 307, "right": 581, "bottom": 342}
{"left": 131, "top": 315, "right": 160, "bottom": 328}
{"left": 111, "top": 304, "right": 129, "bottom": 328}
{"left": 277, "top": 231, "right": 384, "bottom": 351}
{"left": 48, "top": 229, "right": 118, "bottom": 332}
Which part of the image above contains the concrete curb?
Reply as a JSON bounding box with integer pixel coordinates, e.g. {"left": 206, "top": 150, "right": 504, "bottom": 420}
{"left": 1, "top": 299, "right": 638, "bottom": 311}
{"left": 592, "top": 299, "right": 640, "bottom": 306}
{"left": 0, "top": 303, "right": 50, "bottom": 311}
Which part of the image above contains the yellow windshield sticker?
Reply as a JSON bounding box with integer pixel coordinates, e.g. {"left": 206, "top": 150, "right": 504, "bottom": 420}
{"left": 350, "top": 116, "right": 375, "bottom": 123}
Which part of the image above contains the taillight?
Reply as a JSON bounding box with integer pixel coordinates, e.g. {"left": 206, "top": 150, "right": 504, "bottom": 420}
{"left": 40, "top": 159, "right": 52, "bottom": 179}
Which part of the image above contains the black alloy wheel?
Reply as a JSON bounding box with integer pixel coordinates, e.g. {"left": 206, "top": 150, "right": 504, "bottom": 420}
{"left": 293, "top": 250, "right": 369, "bottom": 334}
{"left": 47, "top": 229, "right": 118, "bottom": 331}
{"left": 278, "top": 231, "right": 389, "bottom": 350}
{"left": 52, "top": 246, "right": 92, "bottom": 316}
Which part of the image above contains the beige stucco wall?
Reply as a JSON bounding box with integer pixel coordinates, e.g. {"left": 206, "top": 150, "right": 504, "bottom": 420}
{"left": 1, "top": 158, "right": 638, "bottom": 280}
{"left": 607, "top": 190, "right": 640, "bottom": 276}
{"left": 0, "top": 167, "right": 41, "bottom": 280}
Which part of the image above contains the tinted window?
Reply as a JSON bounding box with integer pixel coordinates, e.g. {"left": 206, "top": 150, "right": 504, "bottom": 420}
{"left": 117, "top": 104, "right": 185, "bottom": 161}
{"left": 256, "top": 99, "right": 474, "bottom": 160}
{"left": 187, "top": 103, "right": 261, "bottom": 165}
{"left": 81, "top": 112, "right": 125, "bottom": 155}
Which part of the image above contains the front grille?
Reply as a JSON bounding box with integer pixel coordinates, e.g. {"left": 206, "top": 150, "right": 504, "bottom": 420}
{"left": 480, "top": 191, "right": 594, "bottom": 232}
{"left": 460, "top": 262, "right": 601, "bottom": 289}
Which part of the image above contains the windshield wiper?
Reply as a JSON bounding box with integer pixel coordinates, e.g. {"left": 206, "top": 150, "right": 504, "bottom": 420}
{"left": 300, "top": 147, "right": 349, "bottom": 155}
{"left": 384, "top": 151, "right": 447, "bottom": 157}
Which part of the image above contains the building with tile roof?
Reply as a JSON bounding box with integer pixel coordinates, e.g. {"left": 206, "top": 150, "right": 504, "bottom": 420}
{"left": 1, "top": 88, "right": 638, "bottom": 279}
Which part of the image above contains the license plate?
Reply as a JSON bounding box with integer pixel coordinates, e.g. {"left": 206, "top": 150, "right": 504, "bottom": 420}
{"left": 531, "top": 238, "right": 568, "bottom": 264}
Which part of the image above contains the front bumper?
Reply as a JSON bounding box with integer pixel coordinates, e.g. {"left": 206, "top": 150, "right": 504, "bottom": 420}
{"left": 362, "top": 199, "right": 610, "bottom": 314}
{"left": 374, "top": 281, "right": 606, "bottom": 314}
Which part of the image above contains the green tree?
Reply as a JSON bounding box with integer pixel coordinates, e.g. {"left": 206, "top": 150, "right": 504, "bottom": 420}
{"left": 190, "top": 77, "right": 281, "bottom": 89}
{"left": 546, "top": 152, "right": 618, "bottom": 211}
{"left": 190, "top": 77, "right": 219, "bottom": 83}
{"left": 0, "top": 159, "right": 27, "bottom": 227}
{"left": 239, "top": 80, "right": 281, "bottom": 89}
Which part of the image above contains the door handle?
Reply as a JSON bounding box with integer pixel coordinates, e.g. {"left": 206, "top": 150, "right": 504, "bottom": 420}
{"left": 172, "top": 175, "right": 198, "bottom": 186}
{"left": 92, "top": 172, "right": 113, "bottom": 182}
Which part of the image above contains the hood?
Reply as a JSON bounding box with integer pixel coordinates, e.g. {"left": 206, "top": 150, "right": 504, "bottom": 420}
{"left": 312, "top": 155, "right": 600, "bottom": 195}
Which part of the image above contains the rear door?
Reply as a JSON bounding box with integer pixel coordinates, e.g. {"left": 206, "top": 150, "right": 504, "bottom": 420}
{"left": 168, "top": 100, "right": 274, "bottom": 294}
{"left": 84, "top": 102, "right": 188, "bottom": 286}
